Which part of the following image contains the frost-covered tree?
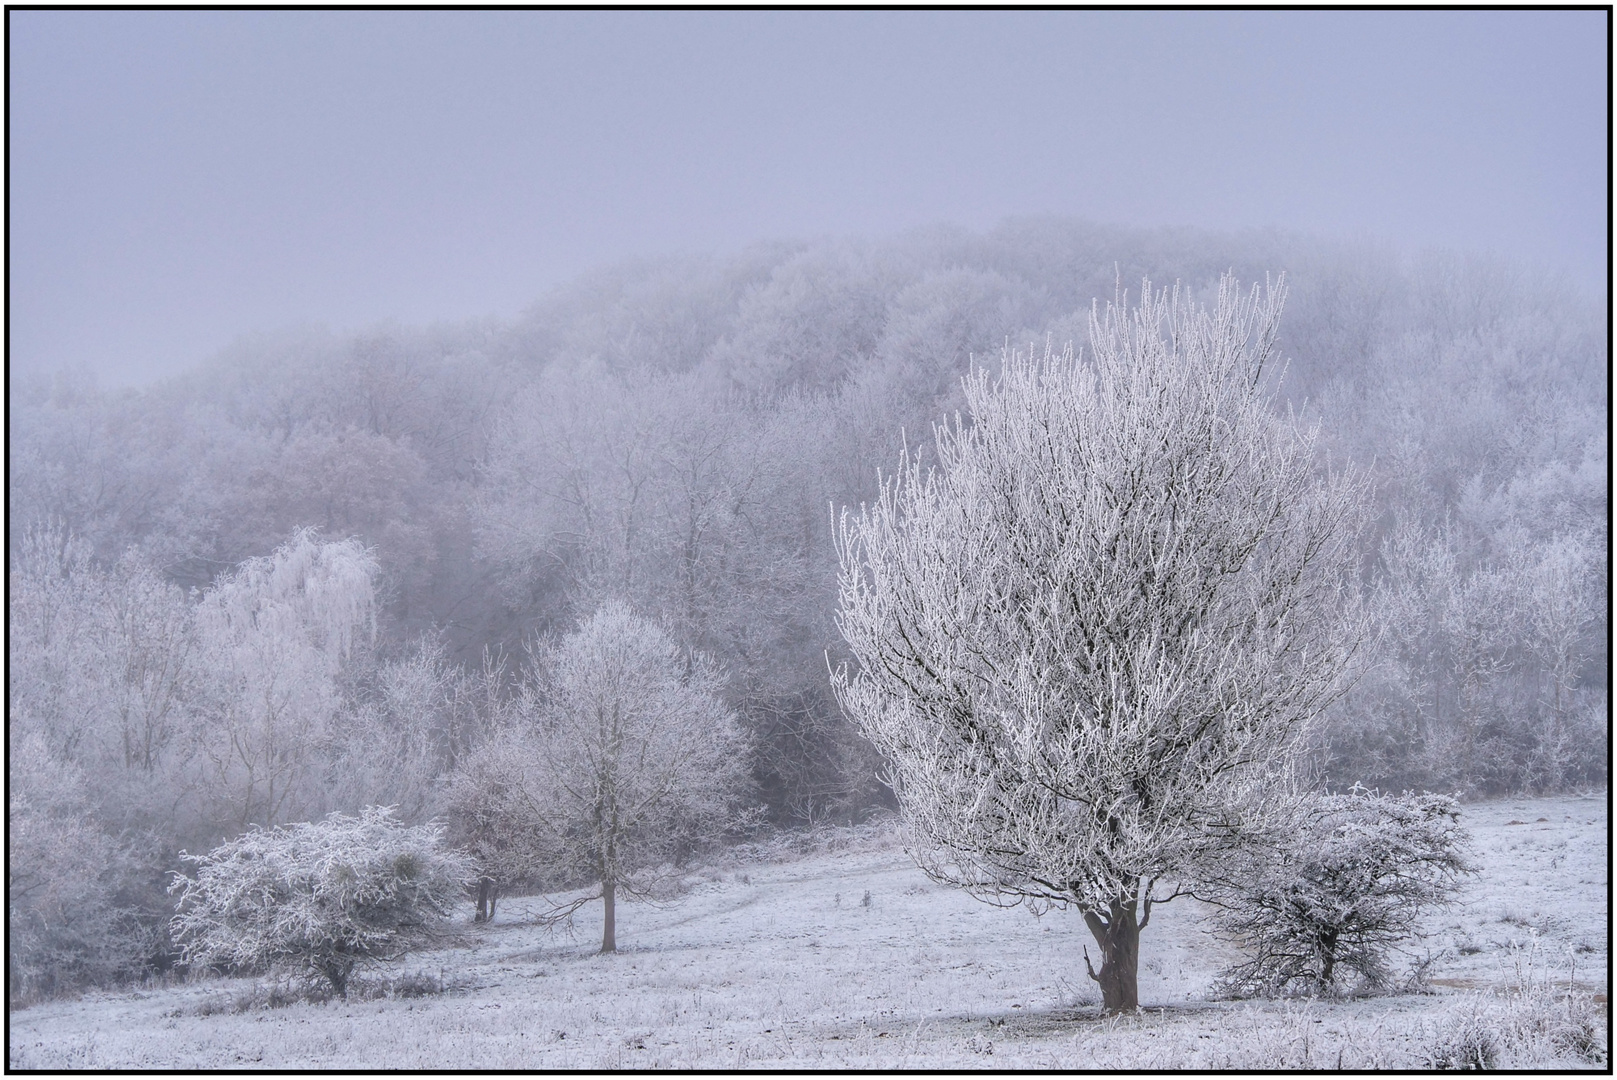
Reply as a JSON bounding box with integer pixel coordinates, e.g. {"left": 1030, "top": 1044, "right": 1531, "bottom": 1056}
{"left": 168, "top": 807, "right": 472, "bottom": 999}
{"left": 1197, "top": 787, "right": 1475, "bottom": 997}
{"left": 8, "top": 523, "right": 203, "bottom": 979}
{"left": 219, "top": 427, "right": 435, "bottom": 615}
{"left": 438, "top": 729, "right": 538, "bottom": 909}
{"left": 8, "top": 522, "right": 197, "bottom": 796}
{"left": 1328, "top": 518, "right": 1607, "bottom": 795}
{"left": 327, "top": 637, "right": 467, "bottom": 825}
{"left": 477, "top": 362, "right": 771, "bottom": 653}
{"left": 194, "top": 528, "right": 378, "bottom": 831}
{"left": 8, "top": 731, "right": 154, "bottom": 998}
{"left": 712, "top": 241, "right": 907, "bottom": 392}
{"left": 1519, "top": 532, "right": 1605, "bottom": 790}
{"left": 447, "top": 603, "right": 749, "bottom": 951}
{"left": 833, "top": 276, "right": 1368, "bottom": 1012}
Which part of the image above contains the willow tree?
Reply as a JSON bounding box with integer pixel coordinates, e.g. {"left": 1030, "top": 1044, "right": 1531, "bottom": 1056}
{"left": 195, "top": 528, "right": 378, "bottom": 831}
{"left": 833, "top": 276, "right": 1368, "bottom": 1013}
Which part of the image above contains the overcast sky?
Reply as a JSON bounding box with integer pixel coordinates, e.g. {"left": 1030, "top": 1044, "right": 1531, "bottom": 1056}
{"left": 9, "top": 9, "right": 1609, "bottom": 386}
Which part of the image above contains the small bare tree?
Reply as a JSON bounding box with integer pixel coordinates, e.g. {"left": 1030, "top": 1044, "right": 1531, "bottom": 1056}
{"left": 453, "top": 602, "right": 749, "bottom": 952}
{"left": 833, "top": 276, "right": 1369, "bottom": 1012}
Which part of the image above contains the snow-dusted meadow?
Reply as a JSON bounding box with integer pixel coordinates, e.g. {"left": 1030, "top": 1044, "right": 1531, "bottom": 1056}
{"left": 9, "top": 792, "right": 1606, "bottom": 1070}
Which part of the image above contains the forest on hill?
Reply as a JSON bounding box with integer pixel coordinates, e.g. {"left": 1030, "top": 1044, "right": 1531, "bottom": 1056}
{"left": 9, "top": 218, "right": 1607, "bottom": 994}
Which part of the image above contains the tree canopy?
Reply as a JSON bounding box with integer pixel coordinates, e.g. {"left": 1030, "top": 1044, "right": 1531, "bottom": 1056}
{"left": 833, "top": 276, "right": 1370, "bottom": 1011}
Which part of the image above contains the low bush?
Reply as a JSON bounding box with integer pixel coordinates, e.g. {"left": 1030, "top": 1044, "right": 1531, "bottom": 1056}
{"left": 1426, "top": 1006, "right": 1499, "bottom": 1070}
{"left": 169, "top": 807, "right": 473, "bottom": 999}
{"left": 1197, "top": 786, "right": 1475, "bottom": 997}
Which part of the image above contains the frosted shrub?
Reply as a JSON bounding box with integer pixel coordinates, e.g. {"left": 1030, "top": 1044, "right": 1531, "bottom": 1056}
{"left": 1199, "top": 787, "right": 1474, "bottom": 997}
{"left": 1482, "top": 933, "right": 1610, "bottom": 1067}
{"left": 1504, "top": 988, "right": 1609, "bottom": 1068}
{"left": 169, "top": 807, "right": 472, "bottom": 999}
{"left": 1424, "top": 982, "right": 1607, "bottom": 1070}
{"left": 1426, "top": 1005, "right": 1500, "bottom": 1070}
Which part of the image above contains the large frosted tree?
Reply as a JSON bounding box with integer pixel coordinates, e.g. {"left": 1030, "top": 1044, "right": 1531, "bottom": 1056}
{"left": 833, "top": 276, "right": 1368, "bottom": 1013}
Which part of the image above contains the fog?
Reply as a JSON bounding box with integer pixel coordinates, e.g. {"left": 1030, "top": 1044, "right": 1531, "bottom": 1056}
{"left": 8, "top": 11, "right": 1608, "bottom": 1067}
{"left": 9, "top": 9, "right": 1606, "bottom": 386}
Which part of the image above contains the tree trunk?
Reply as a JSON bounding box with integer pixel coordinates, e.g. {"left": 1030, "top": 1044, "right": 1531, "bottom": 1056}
{"left": 1318, "top": 928, "right": 1338, "bottom": 989}
{"left": 1083, "top": 896, "right": 1142, "bottom": 1014}
{"left": 601, "top": 879, "right": 616, "bottom": 953}
{"left": 475, "top": 876, "right": 496, "bottom": 923}
{"left": 323, "top": 956, "right": 355, "bottom": 1000}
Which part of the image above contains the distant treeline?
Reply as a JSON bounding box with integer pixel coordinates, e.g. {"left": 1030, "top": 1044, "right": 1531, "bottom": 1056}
{"left": 9, "top": 218, "right": 1606, "bottom": 994}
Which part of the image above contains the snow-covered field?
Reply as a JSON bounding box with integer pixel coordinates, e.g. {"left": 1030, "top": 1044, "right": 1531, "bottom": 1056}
{"left": 9, "top": 792, "right": 1607, "bottom": 1070}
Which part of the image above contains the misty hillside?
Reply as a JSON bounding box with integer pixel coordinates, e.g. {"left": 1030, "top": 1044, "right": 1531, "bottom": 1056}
{"left": 8, "top": 218, "right": 1608, "bottom": 1001}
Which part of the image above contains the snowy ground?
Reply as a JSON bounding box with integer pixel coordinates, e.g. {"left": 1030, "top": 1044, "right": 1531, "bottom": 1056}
{"left": 9, "top": 792, "right": 1607, "bottom": 1069}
